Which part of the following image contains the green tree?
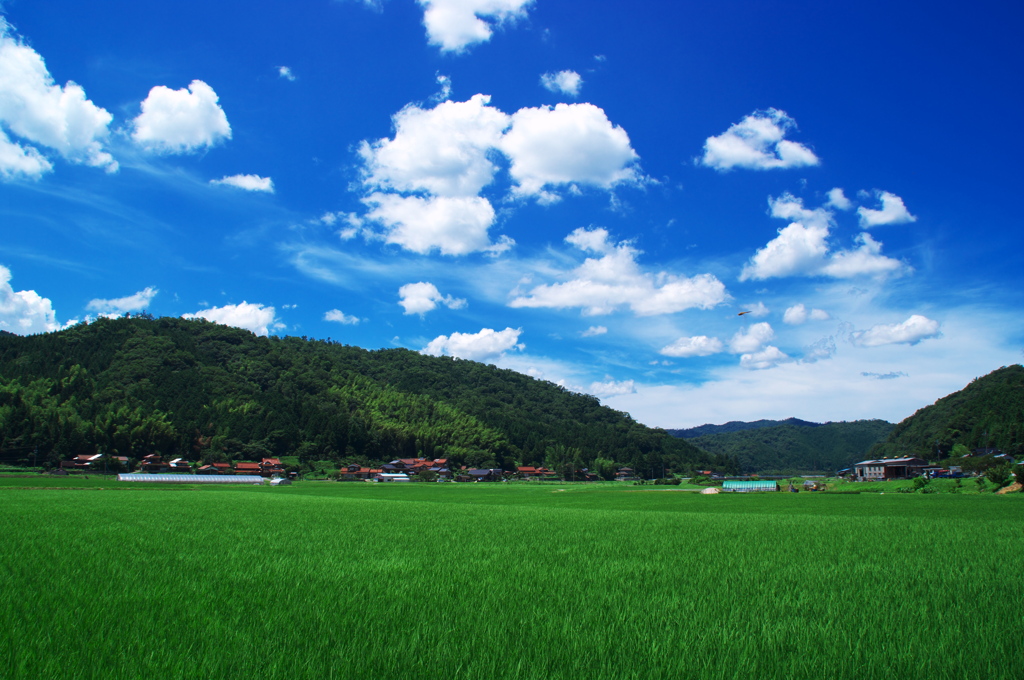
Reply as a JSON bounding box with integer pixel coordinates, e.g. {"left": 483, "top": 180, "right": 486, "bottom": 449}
{"left": 985, "top": 463, "right": 1012, "bottom": 487}
{"left": 592, "top": 457, "right": 617, "bottom": 481}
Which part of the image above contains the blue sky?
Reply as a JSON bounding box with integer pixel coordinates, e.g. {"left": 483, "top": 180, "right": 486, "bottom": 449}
{"left": 1, "top": 0, "right": 1021, "bottom": 428}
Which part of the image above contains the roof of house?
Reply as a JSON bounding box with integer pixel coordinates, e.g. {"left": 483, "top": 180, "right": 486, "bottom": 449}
{"left": 856, "top": 457, "right": 929, "bottom": 466}
{"left": 262, "top": 458, "right": 282, "bottom": 465}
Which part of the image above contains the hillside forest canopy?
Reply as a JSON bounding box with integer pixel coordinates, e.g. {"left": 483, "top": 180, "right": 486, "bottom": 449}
{"left": 867, "top": 364, "right": 1024, "bottom": 461}
{"left": 0, "top": 316, "right": 731, "bottom": 476}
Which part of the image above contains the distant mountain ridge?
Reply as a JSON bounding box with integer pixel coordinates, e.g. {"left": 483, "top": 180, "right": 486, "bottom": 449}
{"left": 670, "top": 419, "right": 894, "bottom": 474}
{"left": 668, "top": 417, "right": 822, "bottom": 439}
{"left": 868, "top": 364, "right": 1024, "bottom": 460}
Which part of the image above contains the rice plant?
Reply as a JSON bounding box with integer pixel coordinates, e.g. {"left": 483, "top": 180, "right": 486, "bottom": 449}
{"left": 1, "top": 483, "right": 1021, "bottom": 679}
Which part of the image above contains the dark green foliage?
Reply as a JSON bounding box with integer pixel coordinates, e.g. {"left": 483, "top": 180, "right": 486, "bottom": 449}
{"left": 984, "top": 463, "right": 1013, "bottom": 487}
{"left": 868, "top": 365, "right": 1024, "bottom": 460}
{"left": 669, "top": 417, "right": 822, "bottom": 438}
{"left": 685, "top": 420, "right": 894, "bottom": 474}
{"left": 0, "top": 316, "right": 713, "bottom": 472}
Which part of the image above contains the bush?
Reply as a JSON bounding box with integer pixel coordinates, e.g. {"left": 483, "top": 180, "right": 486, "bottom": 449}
{"left": 985, "top": 463, "right": 1012, "bottom": 488}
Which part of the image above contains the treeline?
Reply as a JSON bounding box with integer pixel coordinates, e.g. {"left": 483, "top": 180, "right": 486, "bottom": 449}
{"left": 683, "top": 420, "right": 894, "bottom": 474}
{"left": 0, "top": 316, "right": 731, "bottom": 474}
{"left": 868, "top": 364, "right": 1024, "bottom": 460}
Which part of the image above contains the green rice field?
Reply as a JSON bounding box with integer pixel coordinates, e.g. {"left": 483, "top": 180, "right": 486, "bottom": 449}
{"left": 1, "top": 479, "right": 1022, "bottom": 679}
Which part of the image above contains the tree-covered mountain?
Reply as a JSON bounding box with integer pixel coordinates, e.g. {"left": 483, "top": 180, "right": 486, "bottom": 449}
{"left": 669, "top": 417, "right": 822, "bottom": 439}
{"left": 867, "top": 365, "right": 1024, "bottom": 460}
{"left": 679, "top": 420, "right": 894, "bottom": 474}
{"left": 0, "top": 316, "right": 728, "bottom": 475}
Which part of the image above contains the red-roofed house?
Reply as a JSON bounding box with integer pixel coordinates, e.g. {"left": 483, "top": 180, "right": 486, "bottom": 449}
{"left": 139, "top": 454, "right": 169, "bottom": 473}
{"left": 261, "top": 458, "right": 284, "bottom": 475}
{"left": 169, "top": 458, "right": 191, "bottom": 472}
{"left": 60, "top": 454, "right": 103, "bottom": 470}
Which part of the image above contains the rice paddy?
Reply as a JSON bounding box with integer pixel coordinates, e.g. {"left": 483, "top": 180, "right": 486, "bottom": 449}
{"left": 1, "top": 480, "right": 1022, "bottom": 679}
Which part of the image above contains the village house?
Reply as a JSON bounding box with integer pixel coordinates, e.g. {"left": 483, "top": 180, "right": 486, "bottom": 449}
{"left": 139, "top": 454, "right": 169, "bottom": 473}
{"left": 516, "top": 466, "right": 555, "bottom": 479}
{"left": 854, "top": 457, "right": 929, "bottom": 481}
{"left": 340, "top": 464, "right": 378, "bottom": 480}
{"left": 615, "top": 467, "right": 636, "bottom": 480}
{"left": 60, "top": 453, "right": 103, "bottom": 470}
{"left": 198, "top": 462, "right": 233, "bottom": 474}
{"left": 260, "top": 458, "right": 285, "bottom": 476}
{"left": 234, "top": 462, "right": 261, "bottom": 475}
{"left": 466, "top": 468, "right": 503, "bottom": 482}
{"left": 376, "top": 458, "right": 450, "bottom": 479}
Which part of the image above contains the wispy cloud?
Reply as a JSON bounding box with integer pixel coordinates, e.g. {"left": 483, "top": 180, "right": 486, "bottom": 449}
{"left": 87, "top": 286, "right": 158, "bottom": 316}
{"left": 210, "top": 174, "right": 274, "bottom": 193}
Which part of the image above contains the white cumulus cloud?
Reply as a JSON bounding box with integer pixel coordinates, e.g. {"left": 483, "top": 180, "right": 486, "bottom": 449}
{"left": 357, "top": 95, "right": 639, "bottom": 250}
{"left": 700, "top": 108, "right": 818, "bottom": 171}
{"left": 783, "top": 303, "right": 830, "bottom": 325}
{"left": 210, "top": 174, "right": 274, "bottom": 193}
{"left": 820, "top": 233, "right": 905, "bottom": 278}
{"left": 182, "top": 301, "right": 279, "bottom": 336}
{"left": 540, "top": 70, "right": 582, "bottom": 97}
{"left": 0, "top": 129, "right": 51, "bottom": 179}
{"left": 277, "top": 66, "right": 296, "bottom": 81}
{"left": 740, "top": 345, "right": 790, "bottom": 370}
{"left": 87, "top": 286, "right": 158, "bottom": 317}
{"left": 363, "top": 193, "right": 498, "bottom": 256}
{"left": 324, "top": 309, "right": 361, "bottom": 325}
{"left": 857, "top": 190, "right": 917, "bottom": 228}
{"left": 398, "top": 281, "right": 467, "bottom": 315}
{"left": 132, "top": 80, "right": 231, "bottom": 154}
{"left": 660, "top": 335, "right": 724, "bottom": 358}
{"left": 581, "top": 325, "right": 607, "bottom": 337}
{"left": 0, "top": 19, "right": 116, "bottom": 178}
{"left": 500, "top": 103, "right": 639, "bottom": 200}
{"left": 509, "top": 227, "right": 727, "bottom": 316}
{"left": 422, "top": 326, "right": 524, "bottom": 362}
{"left": 850, "top": 315, "right": 940, "bottom": 347}
{"left": 743, "top": 302, "right": 770, "bottom": 317}
{"left": 741, "top": 222, "right": 830, "bottom": 281}
{"left": 0, "top": 265, "right": 60, "bottom": 334}
{"left": 418, "top": 0, "right": 533, "bottom": 53}
{"left": 359, "top": 94, "right": 509, "bottom": 198}
{"left": 588, "top": 378, "right": 636, "bottom": 398}
{"left": 729, "top": 322, "right": 774, "bottom": 353}
{"left": 741, "top": 194, "right": 907, "bottom": 281}
{"left": 826, "top": 187, "right": 852, "bottom": 210}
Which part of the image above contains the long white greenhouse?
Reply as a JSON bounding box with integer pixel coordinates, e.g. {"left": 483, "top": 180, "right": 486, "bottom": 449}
{"left": 116, "top": 474, "right": 265, "bottom": 484}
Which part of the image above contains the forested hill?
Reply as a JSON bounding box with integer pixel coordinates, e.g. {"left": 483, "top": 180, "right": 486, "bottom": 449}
{"left": 868, "top": 364, "right": 1024, "bottom": 460}
{"left": 668, "top": 417, "right": 821, "bottom": 439}
{"left": 0, "top": 316, "right": 726, "bottom": 474}
{"left": 682, "top": 420, "right": 894, "bottom": 474}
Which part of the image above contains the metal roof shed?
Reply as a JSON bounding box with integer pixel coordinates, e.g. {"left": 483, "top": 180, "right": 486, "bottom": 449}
{"left": 722, "top": 480, "right": 779, "bottom": 492}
